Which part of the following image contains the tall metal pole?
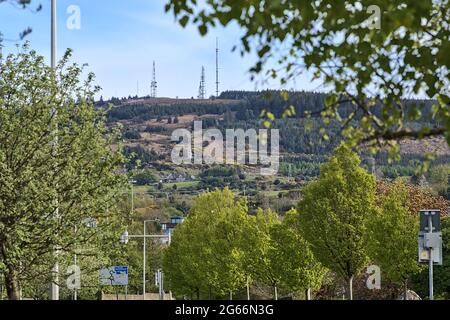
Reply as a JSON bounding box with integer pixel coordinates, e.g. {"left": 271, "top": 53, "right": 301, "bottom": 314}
{"left": 246, "top": 277, "right": 250, "bottom": 300}
{"left": 50, "top": 0, "right": 59, "bottom": 301}
{"left": 428, "top": 215, "right": 434, "bottom": 300}
{"left": 142, "top": 219, "right": 158, "bottom": 300}
{"left": 143, "top": 220, "right": 146, "bottom": 300}
{"left": 51, "top": 0, "right": 57, "bottom": 69}
{"left": 73, "top": 252, "right": 77, "bottom": 300}
{"left": 131, "top": 183, "right": 134, "bottom": 216}
{"left": 0, "top": 32, "right": 3, "bottom": 62}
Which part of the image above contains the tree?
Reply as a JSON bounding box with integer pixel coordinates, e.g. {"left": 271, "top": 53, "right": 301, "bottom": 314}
{"left": 165, "top": 0, "right": 450, "bottom": 153}
{"left": 428, "top": 164, "right": 450, "bottom": 196}
{"left": 0, "top": 46, "right": 126, "bottom": 299}
{"left": 367, "top": 181, "right": 422, "bottom": 299}
{"left": 133, "top": 169, "right": 157, "bottom": 185}
{"left": 123, "top": 129, "right": 141, "bottom": 140}
{"left": 163, "top": 188, "right": 251, "bottom": 299}
{"left": 244, "top": 208, "right": 281, "bottom": 299}
{"left": 447, "top": 175, "right": 450, "bottom": 201}
{"left": 376, "top": 180, "right": 449, "bottom": 215}
{"left": 297, "top": 146, "right": 376, "bottom": 300}
{"left": 270, "top": 209, "right": 327, "bottom": 300}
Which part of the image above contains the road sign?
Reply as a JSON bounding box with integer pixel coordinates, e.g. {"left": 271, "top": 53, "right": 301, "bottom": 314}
{"left": 418, "top": 232, "right": 443, "bottom": 265}
{"left": 419, "top": 210, "right": 440, "bottom": 232}
{"left": 418, "top": 209, "right": 443, "bottom": 300}
{"left": 99, "top": 266, "right": 128, "bottom": 286}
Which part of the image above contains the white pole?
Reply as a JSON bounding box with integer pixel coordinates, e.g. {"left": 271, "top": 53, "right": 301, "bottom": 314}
{"left": 246, "top": 278, "right": 250, "bottom": 300}
{"left": 428, "top": 215, "right": 434, "bottom": 300}
{"left": 51, "top": 0, "right": 57, "bottom": 69}
{"left": 74, "top": 252, "right": 77, "bottom": 300}
{"left": 50, "top": 0, "right": 59, "bottom": 301}
{"left": 161, "top": 271, "right": 164, "bottom": 301}
{"left": 0, "top": 33, "right": 3, "bottom": 62}
{"left": 131, "top": 183, "right": 134, "bottom": 215}
{"left": 143, "top": 221, "right": 146, "bottom": 300}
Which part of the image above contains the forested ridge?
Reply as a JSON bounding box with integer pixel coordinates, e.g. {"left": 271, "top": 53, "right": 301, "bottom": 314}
{"left": 102, "top": 90, "right": 449, "bottom": 181}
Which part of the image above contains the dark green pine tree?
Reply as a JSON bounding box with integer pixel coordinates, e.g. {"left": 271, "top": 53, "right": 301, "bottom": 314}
{"left": 447, "top": 174, "right": 450, "bottom": 200}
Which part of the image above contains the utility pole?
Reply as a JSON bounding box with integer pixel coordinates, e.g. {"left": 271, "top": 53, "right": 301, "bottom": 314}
{"left": 428, "top": 214, "right": 434, "bottom": 300}
{"left": 0, "top": 32, "right": 3, "bottom": 62}
{"left": 156, "top": 269, "right": 164, "bottom": 300}
{"left": 151, "top": 61, "right": 157, "bottom": 98}
{"left": 120, "top": 223, "right": 168, "bottom": 301}
{"left": 215, "top": 38, "right": 219, "bottom": 98}
{"left": 51, "top": 0, "right": 57, "bottom": 70}
{"left": 198, "top": 66, "right": 206, "bottom": 99}
{"left": 143, "top": 220, "right": 147, "bottom": 300}
{"left": 143, "top": 219, "right": 159, "bottom": 300}
{"left": 50, "top": 0, "right": 59, "bottom": 301}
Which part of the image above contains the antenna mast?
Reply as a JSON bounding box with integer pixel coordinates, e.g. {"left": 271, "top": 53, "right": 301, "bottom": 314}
{"left": 198, "top": 66, "right": 206, "bottom": 99}
{"left": 151, "top": 61, "right": 157, "bottom": 98}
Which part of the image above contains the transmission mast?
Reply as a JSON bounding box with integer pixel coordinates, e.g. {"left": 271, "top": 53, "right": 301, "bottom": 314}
{"left": 151, "top": 61, "right": 157, "bottom": 98}
{"left": 215, "top": 38, "right": 219, "bottom": 98}
{"left": 198, "top": 66, "right": 206, "bottom": 99}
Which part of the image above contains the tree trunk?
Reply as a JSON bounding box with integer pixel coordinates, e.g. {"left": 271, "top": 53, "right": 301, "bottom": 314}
{"left": 348, "top": 276, "right": 353, "bottom": 300}
{"left": 4, "top": 268, "right": 20, "bottom": 300}
{"left": 404, "top": 279, "right": 408, "bottom": 300}
{"left": 306, "top": 288, "right": 311, "bottom": 300}
{"left": 246, "top": 279, "right": 250, "bottom": 300}
{"left": 274, "top": 286, "right": 278, "bottom": 300}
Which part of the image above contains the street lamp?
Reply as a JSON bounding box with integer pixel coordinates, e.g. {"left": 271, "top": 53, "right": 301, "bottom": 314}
{"left": 120, "top": 230, "right": 129, "bottom": 244}
{"left": 143, "top": 219, "right": 159, "bottom": 300}
{"left": 50, "top": 0, "right": 59, "bottom": 301}
{"left": 120, "top": 219, "right": 170, "bottom": 300}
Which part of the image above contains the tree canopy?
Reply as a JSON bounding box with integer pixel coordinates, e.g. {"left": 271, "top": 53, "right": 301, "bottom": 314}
{"left": 297, "top": 145, "right": 376, "bottom": 299}
{"left": 165, "top": 0, "right": 450, "bottom": 155}
{"left": 163, "top": 188, "right": 251, "bottom": 299}
{"left": 0, "top": 46, "right": 126, "bottom": 299}
{"left": 368, "top": 181, "right": 422, "bottom": 297}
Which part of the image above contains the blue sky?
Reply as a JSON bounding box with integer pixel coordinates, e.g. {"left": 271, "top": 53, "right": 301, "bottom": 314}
{"left": 0, "top": 0, "right": 322, "bottom": 99}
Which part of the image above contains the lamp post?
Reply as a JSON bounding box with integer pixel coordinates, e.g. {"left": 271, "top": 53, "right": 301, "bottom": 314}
{"left": 143, "top": 219, "right": 159, "bottom": 300}
{"left": 51, "top": 0, "right": 57, "bottom": 69}
{"left": 120, "top": 220, "right": 169, "bottom": 300}
{"left": 50, "top": 0, "right": 59, "bottom": 301}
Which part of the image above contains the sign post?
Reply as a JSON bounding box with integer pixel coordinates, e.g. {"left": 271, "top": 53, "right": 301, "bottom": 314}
{"left": 100, "top": 266, "right": 129, "bottom": 286}
{"left": 418, "top": 210, "right": 443, "bottom": 300}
